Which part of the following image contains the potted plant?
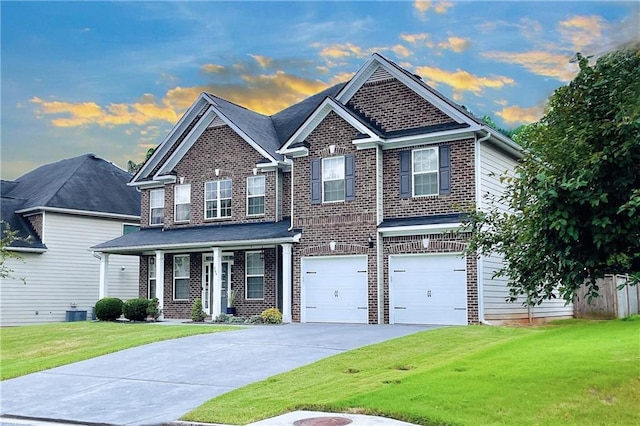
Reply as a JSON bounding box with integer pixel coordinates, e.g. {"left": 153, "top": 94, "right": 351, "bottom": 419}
{"left": 226, "top": 288, "right": 238, "bottom": 315}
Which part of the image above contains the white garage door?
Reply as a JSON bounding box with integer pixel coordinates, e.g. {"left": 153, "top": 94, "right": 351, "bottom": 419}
{"left": 301, "top": 256, "right": 368, "bottom": 323}
{"left": 390, "top": 254, "right": 467, "bottom": 325}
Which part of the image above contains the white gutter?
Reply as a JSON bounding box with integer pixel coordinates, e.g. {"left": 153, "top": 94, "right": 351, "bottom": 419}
{"left": 287, "top": 156, "right": 295, "bottom": 231}
{"left": 15, "top": 206, "right": 140, "bottom": 221}
{"left": 6, "top": 247, "right": 47, "bottom": 253}
{"left": 477, "top": 130, "right": 492, "bottom": 143}
{"left": 378, "top": 222, "right": 463, "bottom": 237}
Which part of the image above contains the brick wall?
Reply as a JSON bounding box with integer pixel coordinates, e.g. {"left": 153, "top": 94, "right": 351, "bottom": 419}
{"left": 382, "top": 232, "right": 478, "bottom": 324}
{"left": 383, "top": 139, "right": 476, "bottom": 218}
{"left": 347, "top": 79, "right": 455, "bottom": 132}
{"left": 231, "top": 248, "right": 278, "bottom": 317}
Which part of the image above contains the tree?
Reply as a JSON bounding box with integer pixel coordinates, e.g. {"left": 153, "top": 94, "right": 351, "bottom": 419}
{"left": 127, "top": 148, "right": 155, "bottom": 174}
{"left": 466, "top": 45, "right": 640, "bottom": 306}
{"left": 0, "top": 221, "right": 31, "bottom": 284}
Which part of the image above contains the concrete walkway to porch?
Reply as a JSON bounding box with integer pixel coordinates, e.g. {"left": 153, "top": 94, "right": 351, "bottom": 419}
{"left": 0, "top": 323, "right": 434, "bottom": 426}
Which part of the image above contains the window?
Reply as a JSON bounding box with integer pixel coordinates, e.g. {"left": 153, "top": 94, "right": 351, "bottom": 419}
{"left": 322, "top": 156, "right": 345, "bottom": 202}
{"left": 245, "top": 251, "right": 264, "bottom": 300}
{"left": 122, "top": 224, "right": 140, "bottom": 235}
{"left": 246, "top": 176, "right": 265, "bottom": 216}
{"left": 413, "top": 148, "right": 439, "bottom": 196}
{"left": 173, "top": 255, "right": 190, "bottom": 300}
{"left": 148, "top": 257, "right": 156, "bottom": 299}
{"left": 174, "top": 184, "right": 191, "bottom": 222}
{"left": 150, "top": 189, "right": 164, "bottom": 225}
{"left": 205, "top": 180, "right": 232, "bottom": 219}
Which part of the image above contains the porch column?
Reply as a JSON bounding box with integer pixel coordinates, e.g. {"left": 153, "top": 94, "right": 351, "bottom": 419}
{"left": 212, "top": 247, "right": 222, "bottom": 317}
{"left": 281, "top": 243, "right": 292, "bottom": 323}
{"left": 98, "top": 253, "right": 109, "bottom": 299}
{"left": 155, "top": 250, "right": 165, "bottom": 320}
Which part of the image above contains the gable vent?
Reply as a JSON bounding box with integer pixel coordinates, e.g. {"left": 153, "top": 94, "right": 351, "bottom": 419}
{"left": 208, "top": 115, "right": 225, "bottom": 128}
{"left": 366, "top": 66, "right": 394, "bottom": 84}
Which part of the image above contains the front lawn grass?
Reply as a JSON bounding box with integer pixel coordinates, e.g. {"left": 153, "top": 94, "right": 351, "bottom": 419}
{"left": 0, "top": 321, "right": 235, "bottom": 380}
{"left": 184, "top": 318, "right": 640, "bottom": 426}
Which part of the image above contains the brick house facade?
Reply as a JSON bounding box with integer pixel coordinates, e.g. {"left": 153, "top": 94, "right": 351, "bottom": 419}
{"left": 96, "top": 53, "right": 572, "bottom": 325}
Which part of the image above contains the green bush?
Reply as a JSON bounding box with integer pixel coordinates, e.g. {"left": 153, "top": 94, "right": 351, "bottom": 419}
{"left": 191, "top": 298, "right": 207, "bottom": 322}
{"left": 245, "top": 315, "right": 263, "bottom": 324}
{"left": 146, "top": 297, "right": 161, "bottom": 320}
{"left": 122, "top": 298, "right": 150, "bottom": 321}
{"left": 261, "top": 307, "right": 282, "bottom": 324}
{"left": 94, "top": 297, "right": 123, "bottom": 321}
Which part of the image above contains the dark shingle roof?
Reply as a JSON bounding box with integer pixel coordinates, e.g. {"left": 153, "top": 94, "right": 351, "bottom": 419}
{"left": 0, "top": 197, "right": 46, "bottom": 250}
{"left": 92, "top": 220, "right": 299, "bottom": 253}
{"left": 3, "top": 154, "right": 140, "bottom": 216}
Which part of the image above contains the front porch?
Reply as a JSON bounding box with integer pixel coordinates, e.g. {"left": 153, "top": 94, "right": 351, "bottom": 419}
{"left": 92, "top": 221, "right": 299, "bottom": 322}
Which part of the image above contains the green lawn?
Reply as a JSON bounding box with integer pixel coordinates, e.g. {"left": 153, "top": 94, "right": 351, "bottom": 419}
{"left": 184, "top": 318, "right": 640, "bottom": 426}
{"left": 0, "top": 321, "right": 235, "bottom": 380}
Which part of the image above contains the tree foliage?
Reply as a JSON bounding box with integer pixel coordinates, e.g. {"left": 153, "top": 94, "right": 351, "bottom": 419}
{"left": 0, "top": 221, "right": 31, "bottom": 284}
{"left": 466, "top": 45, "right": 640, "bottom": 305}
{"left": 127, "top": 148, "right": 155, "bottom": 174}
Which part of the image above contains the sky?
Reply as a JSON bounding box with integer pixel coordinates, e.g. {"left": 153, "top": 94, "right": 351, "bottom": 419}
{"left": 1, "top": 1, "right": 638, "bottom": 180}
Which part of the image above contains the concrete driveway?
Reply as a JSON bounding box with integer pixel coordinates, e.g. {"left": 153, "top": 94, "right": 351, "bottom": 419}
{"left": 0, "top": 323, "right": 432, "bottom": 425}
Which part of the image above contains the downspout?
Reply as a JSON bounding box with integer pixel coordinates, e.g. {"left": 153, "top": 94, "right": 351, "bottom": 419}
{"left": 92, "top": 251, "right": 102, "bottom": 260}
{"left": 477, "top": 130, "right": 492, "bottom": 144}
{"left": 476, "top": 129, "right": 492, "bottom": 325}
{"left": 287, "top": 156, "right": 295, "bottom": 231}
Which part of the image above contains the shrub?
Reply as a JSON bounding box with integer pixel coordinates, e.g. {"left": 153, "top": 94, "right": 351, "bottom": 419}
{"left": 94, "top": 297, "right": 123, "bottom": 321}
{"left": 213, "top": 313, "right": 229, "bottom": 323}
{"left": 146, "top": 297, "right": 161, "bottom": 320}
{"left": 245, "top": 315, "right": 263, "bottom": 325}
{"left": 191, "top": 298, "right": 207, "bottom": 322}
{"left": 261, "top": 307, "right": 282, "bottom": 324}
{"left": 122, "top": 298, "right": 149, "bottom": 321}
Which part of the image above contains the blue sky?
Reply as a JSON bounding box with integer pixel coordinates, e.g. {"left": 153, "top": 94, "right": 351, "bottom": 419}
{"left": 2, "top": 1, "right": 638, "bottom": 179}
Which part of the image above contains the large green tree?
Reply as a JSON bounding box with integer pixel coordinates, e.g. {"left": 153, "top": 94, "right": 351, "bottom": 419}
{"left": 466, "top": 45, "right": 640, "bottom": 305}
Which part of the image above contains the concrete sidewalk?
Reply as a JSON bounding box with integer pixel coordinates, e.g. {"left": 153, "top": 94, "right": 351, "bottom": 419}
{"left": 0, "top": 323, "right": 431, "bottom": 425}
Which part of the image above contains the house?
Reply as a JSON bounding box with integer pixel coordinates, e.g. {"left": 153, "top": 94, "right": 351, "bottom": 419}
{"left": 93, "top": 54, "right": 573, "bottom": 325}
{"left": 1, "top": 154, "right": 141, "bottom": 325}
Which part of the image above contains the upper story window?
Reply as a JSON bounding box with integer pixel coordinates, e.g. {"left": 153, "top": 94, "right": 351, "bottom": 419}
{"left": 322, "top": 157, "right": 345, "bottom": 202}
{"left": 205, "top": 179, "right": 232, "bottom": 219}
{"left": 150, "top": 188, "right": 164, "bottom": 225}
{"left": 174, "top": 184, "right": 191, "bottom": 222}
{"left": 412, "top": 148, "right": 438, "bottom": 196}
{"left": 247, "top": 175, "right": 265, "bottom": 216}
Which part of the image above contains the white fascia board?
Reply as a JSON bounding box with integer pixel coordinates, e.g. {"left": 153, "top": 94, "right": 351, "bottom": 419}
{"left": 6, "top": 247, "right": 47, "bottom": 253}
{"left": 481, "top": 126, "right": 524, "bottom": 159}
{"left": 279, "top": 97, "right": 380, "bottom": 154}
{"left": 131, "top": 94, "right": 210, "bottom": 184}
{"left": 15, "top": 206, "right": 140, "bottom": 221}
{"left": 98, "top": 234, "right": 302, "bottom": 254}
{"left": 378, "top": 222, "right": 463, "bottom": 237}
{"left": 380, "top": 128, "right": 480, "bottom": 150}
{"left": 154, "top": 106, "right": 217, "bottom": 177}
{"left": 337, "top": 54, "right": 474, "bottom": 125}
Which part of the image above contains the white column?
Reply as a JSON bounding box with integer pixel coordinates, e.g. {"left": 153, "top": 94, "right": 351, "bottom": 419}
{"left": 98, "top": 253, "right": 110, "bottom": 299}
{"left": 281, "top": 243, "right": 292, "bottom": 323}
{"left": 212, "top": 247, "right": 222, "bottom": 316}
{"left": 155, "top": 250, "right": 165, "bottom": 320}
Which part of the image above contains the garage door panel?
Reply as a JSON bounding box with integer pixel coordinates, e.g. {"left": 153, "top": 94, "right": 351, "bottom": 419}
{"left": 302, "top": 256, "right": 368, "bottom": 324}
{"left": 390, "top": 255, "right": 467, "bottom": 326}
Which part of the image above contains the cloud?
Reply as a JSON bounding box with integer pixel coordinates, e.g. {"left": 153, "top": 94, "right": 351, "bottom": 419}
{"left": 436, "top": 36, "right": 471, "bottom": 53}
{"left": 482, "top": 50, "right": 577, "bottom": 81}
{"left": 249, "top": 54, "right": 273, "bottom": 69}
{"left": 400, "top": 33, "right": 429, "bottom": 44}
{"left": 414, "top": 1, "right": 453, "bottom": 19}
{"left": 559, "top": 15, "right": 604, "bottom": 52}
{"left": 496, "top": 104, "right": 545, "bottom": 125}
{"left": 201, "top": 63, "right": 226, "bottom": 73}
{"left": 317, "top": 42, "right": 366, "bottom": 59}
{"left": 413, "top": 65, "right": 515, "bottom": 98}
{"left": 392, "top": 44, "right": 412, "bottom": 58}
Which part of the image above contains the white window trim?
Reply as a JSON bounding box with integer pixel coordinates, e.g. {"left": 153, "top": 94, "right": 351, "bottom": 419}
{"left": 174, "top": 184, "right": 191, "bottom": 223}
{"left": 245, "top": 251, "right": 264, "bottom": 301}
{"left": 321, "top": 156, "right": 346, "bottom": 204}
{"left": 173, "top": 254, "right": 190, "bottom": 301}
{"left": 148, "top": 257, "right": 156, "bottom": 299}
{"left": 204, "top": 179, "right": 233, "bottom": 220}
{"left": 149, "top": 188, "right": 164, "bottom": 226}
{"left": 246, "top": 175, "right": 266, "bottom": 217}
{"left": 412, "top": 147, "right": 439, "bottom": 197}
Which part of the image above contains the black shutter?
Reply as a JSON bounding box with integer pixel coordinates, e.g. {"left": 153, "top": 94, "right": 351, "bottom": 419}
{"left": 399, "top": 150, "right": 411, "bottom": 198}
{"left": 345, "top": 154, "right": 355, "bottom": 201}
{"left": 439, "top": 145, "right": 451, "bottom": 195}
{"left": 310, "top": 158, "right": 321, "bottom": 204}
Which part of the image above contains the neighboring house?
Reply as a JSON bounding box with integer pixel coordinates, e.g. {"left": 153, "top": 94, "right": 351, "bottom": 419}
{"left": 94, "top": 54, "right": 572, "bottom": 325}
{"left": 1, "top": 154, "right": 140, "bottom": 325}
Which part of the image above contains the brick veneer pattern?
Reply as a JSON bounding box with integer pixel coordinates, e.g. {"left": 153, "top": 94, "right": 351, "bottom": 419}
{"left": 25, "top": 214, "right": 43, "bottom": 240}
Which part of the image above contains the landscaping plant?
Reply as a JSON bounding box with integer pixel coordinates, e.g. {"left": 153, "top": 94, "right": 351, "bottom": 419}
{"left": 260, "top": 307, "right": 282, "bottom": 324}
{"left": 122, "top": 298, "right": 150, "bottom": 321}
{"left": 190, "top": 297, "right": 207, "bottom": 322}
{"left": 94, "top": 297, "right": 123, "bottom": 321}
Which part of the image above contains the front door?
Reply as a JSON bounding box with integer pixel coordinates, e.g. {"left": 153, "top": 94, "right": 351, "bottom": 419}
{"left": 202, "top": 256, "right": 233, "bottom": 316}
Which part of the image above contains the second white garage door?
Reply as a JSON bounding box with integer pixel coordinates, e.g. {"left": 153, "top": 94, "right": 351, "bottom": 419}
{"left": 390, "top": 254, "right": 467, "bottom": 325}
{"left": 301, "top": 255, "right": 368, "bottom": 323}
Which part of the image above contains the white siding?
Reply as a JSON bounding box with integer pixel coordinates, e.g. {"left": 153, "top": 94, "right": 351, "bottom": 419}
{"left": 1, "top": 212, "right": 139, "bottom": 325}
{"left": 479, "top": 142, "right": 573, "bottom": 322}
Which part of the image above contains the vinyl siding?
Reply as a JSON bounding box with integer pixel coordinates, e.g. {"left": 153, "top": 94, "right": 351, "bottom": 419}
{"left": 1, "top": 212, "right": 139, "bottom": 325}
{"left": 479, "top": 142, "right": 573, "bottom": 321}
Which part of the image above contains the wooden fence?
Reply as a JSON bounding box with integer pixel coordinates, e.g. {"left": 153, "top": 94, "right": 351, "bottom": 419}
{"left": 574, "top": 275, "right": 639, "bottom": 319}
